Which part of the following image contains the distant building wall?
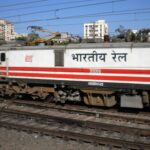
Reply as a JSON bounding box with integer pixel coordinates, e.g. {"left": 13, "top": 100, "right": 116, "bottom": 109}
{"left": 84, "top": 20, "right": 108, "bottom": 41}
{"left": 0, "top": 19, "right": 15, "bottom": 41}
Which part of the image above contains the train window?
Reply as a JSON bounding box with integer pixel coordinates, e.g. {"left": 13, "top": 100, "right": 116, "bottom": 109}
{"left": 0, "top": 53, "right": 6, "bottom": 62}
{"left": 55, "top": 51, "right": 64, "bottom": 66}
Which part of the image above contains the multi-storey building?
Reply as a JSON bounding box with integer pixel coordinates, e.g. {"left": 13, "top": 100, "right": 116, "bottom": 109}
{"left": 84, "top": 20, "right": 108, "bottom": 41}
{"left": 0, "top": 19, "right": 15, "bottom": 41}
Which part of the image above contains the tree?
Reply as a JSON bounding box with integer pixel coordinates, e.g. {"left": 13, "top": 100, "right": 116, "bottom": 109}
{"left": 16, "top": 36, "right": 28, "bottom": 42}
{"left": 113, "top": 26, "right": 150, "bottom": 42}
{"left": 115, "top": 25, "right": 127, "bottom": 41}
{"left": 136, "top": 29, "right": 150, "bottom": 42}
{"left": 124, "top": 29, "right": 136, "bottom": 42}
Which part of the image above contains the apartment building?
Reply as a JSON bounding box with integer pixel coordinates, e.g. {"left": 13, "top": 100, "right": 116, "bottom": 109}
{"left": 84, "top": 20, "right": 108, "bottom": 41}
{"left": 0, "top": 19, "right": 15, "bottom": 41}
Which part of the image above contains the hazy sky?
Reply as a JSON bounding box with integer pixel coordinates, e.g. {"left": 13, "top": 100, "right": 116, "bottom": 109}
{"left": 0, "top": 0, "right": 150, "bottom": 36}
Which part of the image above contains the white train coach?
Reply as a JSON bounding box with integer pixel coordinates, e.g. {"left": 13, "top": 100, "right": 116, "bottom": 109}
{"left": 0, "top": 43, "right": 150, "bottom": 109}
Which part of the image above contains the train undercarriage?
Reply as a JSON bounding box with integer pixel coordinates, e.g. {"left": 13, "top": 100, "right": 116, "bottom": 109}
{"left": 0, "top": 80, "right": 150, "bottom": 109}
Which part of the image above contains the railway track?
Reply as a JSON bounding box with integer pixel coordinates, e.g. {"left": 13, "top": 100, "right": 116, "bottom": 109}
{"left": 0, "top": 99, "right": 150, "bottom": 149}
{"left": 2, "top": 98, "right": 150, "bottom": 125}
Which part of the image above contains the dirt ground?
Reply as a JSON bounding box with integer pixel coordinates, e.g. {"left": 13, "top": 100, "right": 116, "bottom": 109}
{"left": 0, "top": 127, "right": 104, "bottom": 150}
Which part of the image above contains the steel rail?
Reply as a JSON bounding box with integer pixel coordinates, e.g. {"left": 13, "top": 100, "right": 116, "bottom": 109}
{"left": 11, "top": 99, "right": 150, "bottom": 124}
{"left": 0, "top": 120, "right": 149, "bottom": 150}
{"left": 1, "top": 107, "right": 150, "bottom": 137}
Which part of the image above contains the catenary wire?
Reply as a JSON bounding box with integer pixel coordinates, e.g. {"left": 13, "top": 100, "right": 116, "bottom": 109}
{"left": 0, "top": 0, "right": 100, "bottom": 12}
{"left": 2, "top": 0, "right": 126, "bottom": 19}
{"left": 15, "top": 18, "right": 150, "bottom": 31}
{"left": 0, "top": 0, "right": 48, "bottom": 8}
{"left": 12, "top": 9, "right": 150, "bottom": 24}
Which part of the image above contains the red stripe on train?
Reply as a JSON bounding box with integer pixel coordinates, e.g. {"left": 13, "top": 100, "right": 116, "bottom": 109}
{"left": 7, "top": 72, "right": 150, "bottom": 82}
{"left": 1, "top": 66, "right": 150, "bottom": 75}
{"left": 102, "top": 69, "right": 150, "bottom": 74}
{"left": 0, "top": 67, "right": 90, "bottom": 73}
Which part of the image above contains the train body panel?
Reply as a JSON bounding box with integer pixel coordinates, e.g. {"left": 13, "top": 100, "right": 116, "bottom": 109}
{"left": 0, "top": 44, "right": 150, "bottom": 87}
{"left": 0, "top": 43, "right": 150, "bottom": 108}
{"left": 8, "top": 49, "right": 54, "bottom": 67}
{"left": 65, "top": 47, "right": 150, "bottom": 68}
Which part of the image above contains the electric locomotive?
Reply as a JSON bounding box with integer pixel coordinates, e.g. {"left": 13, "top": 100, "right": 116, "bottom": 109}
{"left": 0, "top": 43, "right": 150, "bottom": 109}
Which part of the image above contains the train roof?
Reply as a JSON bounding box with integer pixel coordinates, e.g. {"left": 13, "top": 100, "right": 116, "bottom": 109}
{"left": 0, "top": 42, "right": 150, "bottom": 51}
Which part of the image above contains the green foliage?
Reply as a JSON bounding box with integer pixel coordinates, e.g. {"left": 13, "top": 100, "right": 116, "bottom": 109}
{"left": 136, "top": 29, "right": 150, "bottom": 42}
{"left": 124, "top": 29, "right": 136, "bottom": 42}
{"left": 115, "top": 25, "right": 127, "bottom": 40}
{"left": 112, "top": 25, "right": 150, "bottom": 42}
{"left": 55, "top": 41, "right": 70, "bottom": 45}
{"left": 16, "top": 36, "right": 28, "bottom": 42}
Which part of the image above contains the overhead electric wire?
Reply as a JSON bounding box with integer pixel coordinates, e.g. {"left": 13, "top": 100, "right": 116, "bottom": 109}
{"left": 2, "top": 0, "right": 126, "bottom": 19}
{"left": 2, "top": 0, "right": 148, "bottom": 35}
{"left": 0, "top": 0, "right": 100, "bottom": 12}
{"left": 109, "top": 18, "right": 150, "bottom": 23}
{"left": 0, "top": 0, "right": 48, "bottom": 8}
{"left": 12, "top": 8, "right": 150, "bottom": 24}
{"left": 15, "top": 18, "right": 150, "bottom": 31}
